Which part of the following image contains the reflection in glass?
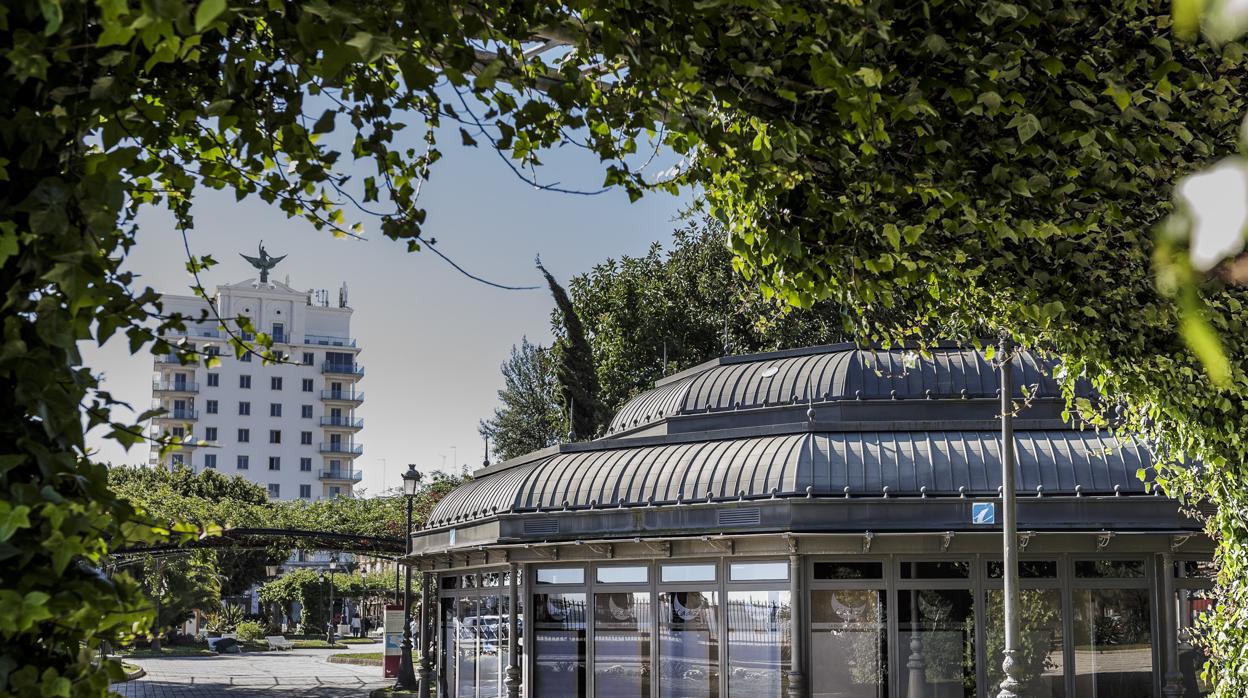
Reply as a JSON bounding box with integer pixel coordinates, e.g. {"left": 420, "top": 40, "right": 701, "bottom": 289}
{"left": 1074, "top": 560, "right": 1145, "bottom": 578}
{"left": 536, "top": 567, "right": 585, "bottom": 585}
{"left": 898, "top": 588, "right": 975, "bottom": 697}
{"left": 659, "top": 591, "right": 719, "bottom": 697}
{"left": 1177, "top": 588, "right": 1213, "bottom": 696}
{"left": 457, "top": 597, "right": 476, "bottom": 698}
{"left": 986, "top": 560, "right": 1058, "bottom": 579}
{"left": 986, "top": 589, "right": 1064, "bottom": 696}
{"left": 534, "top": 592, "right": 587, "bottom": 696}
{"left": 729, "top": 562, "right": 789, "bottom": 581}
{"left": 450, "top": 596, "right": 505, "bottom": 698}
{"left": 662, "top": 564, "right": 717, "bottom": 583}
{"left": 811, "top": 590, "right": 887, "bottom": 697}
{"left": 1072, "top": 589, "right": 1152, "bottom": 696}
{"left": 594, "top": 592, "right": 651, "bottom": 697}
{"left": 727, "top": 590, "right": 790, "bottom": 697}
{"left": 597, "top": 566, "right": 649, "bottom": 584}
{"left": 900, "top": 561, "right": 970, "bottom": 579}
{"left": 813, "top": 562, "right": 883, "bottom": 580}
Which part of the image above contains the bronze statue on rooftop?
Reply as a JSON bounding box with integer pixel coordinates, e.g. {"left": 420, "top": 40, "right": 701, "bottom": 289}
{"left": 240, "top": 241, "right": 286, "bottom": 282}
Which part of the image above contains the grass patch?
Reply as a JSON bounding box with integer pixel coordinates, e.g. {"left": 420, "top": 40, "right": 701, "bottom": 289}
{"left": 340, "top": 638, "right": 379, "bottom": 645}
{"left": 328, "top": 652, "right": 383, "bottom": 666}
{"left": 290, "top": 639, "right": 348, "bottom": 649}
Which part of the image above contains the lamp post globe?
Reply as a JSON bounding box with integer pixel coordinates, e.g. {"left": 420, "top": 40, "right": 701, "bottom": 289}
{"left": 395, "top": 464, "right": 422, "bottom": 691}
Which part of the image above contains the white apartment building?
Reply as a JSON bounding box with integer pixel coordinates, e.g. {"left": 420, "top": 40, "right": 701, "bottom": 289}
{"left": 149, "top": 269, "right": 364, "bottom": 500}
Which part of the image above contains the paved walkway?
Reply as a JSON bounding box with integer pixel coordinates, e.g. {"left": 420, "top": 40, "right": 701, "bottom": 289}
{"left": 112, "top": 645, "right": 389, "bottom": 697}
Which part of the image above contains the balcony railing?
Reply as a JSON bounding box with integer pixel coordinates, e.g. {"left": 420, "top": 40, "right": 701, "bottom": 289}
{"left": 321, "top": 390, "right": 364, "bottom": 402}
{"left": 304, "top": 334, "right": 357, "bottom": 347}
{"left": 152, "top": 380, "right": 199, "bottom": 394}
{"left": 153, "top": 408, "right": 198, "bottom": 420}
{"left": 318, "top": 442, "right": 363, "bottom": 455}
{"left": 154, "top": 354, "right": 195, "bottom": 365}
{"left": 319, "top": 416, "right": 364, "bottom": 429}
{"left": 322, "top": 361, "right": 364, "bottom": 376}
{"left": 318, "top": 469, "right": 364, "bottom": 481}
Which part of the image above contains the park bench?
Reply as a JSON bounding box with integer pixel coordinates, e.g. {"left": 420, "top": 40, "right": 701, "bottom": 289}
{"left": 265, "top": 635, "right": 294, "bottom": 650}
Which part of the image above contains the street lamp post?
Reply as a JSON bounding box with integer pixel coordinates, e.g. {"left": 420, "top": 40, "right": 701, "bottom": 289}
{"left": 395, "top": 464, "right": 422, "bottom": 692}
{"left": 327, "top": 558, "right": 339, "bottom": 646}
{"left": 998, "top": 336, "right": 1024, "bottom": 698}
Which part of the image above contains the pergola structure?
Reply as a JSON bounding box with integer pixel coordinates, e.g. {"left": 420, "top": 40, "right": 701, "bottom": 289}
{"left": 405, "top": 345, "right": 1213, "bottom": 698}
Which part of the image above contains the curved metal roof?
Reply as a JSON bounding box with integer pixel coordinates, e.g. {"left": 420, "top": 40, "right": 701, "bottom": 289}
{"left": 607, "top": 347, "right": 1069, "bottom": 435}
{"left": 426, "top": 429, "right": 1151, "bottom": 528}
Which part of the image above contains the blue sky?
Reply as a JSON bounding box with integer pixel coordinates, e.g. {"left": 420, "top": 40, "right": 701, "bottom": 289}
{"left": 81, "top": 119, "right": 693, "bottom": 495}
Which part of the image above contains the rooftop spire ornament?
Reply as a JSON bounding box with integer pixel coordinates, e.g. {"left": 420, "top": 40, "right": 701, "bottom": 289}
{"left": 240, "top": 241, "right": 286, "bottom": 283}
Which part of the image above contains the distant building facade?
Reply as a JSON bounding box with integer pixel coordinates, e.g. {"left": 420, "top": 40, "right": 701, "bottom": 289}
{"left": 148, "top": 269, "right": 364, "bottom": 500}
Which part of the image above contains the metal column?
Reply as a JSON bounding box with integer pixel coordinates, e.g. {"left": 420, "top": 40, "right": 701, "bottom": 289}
{"left": 786, "top": 552, "right": 804, "bottom": 698}
{"left": 505, "top": 562, "right": 521, "bottom": 698}
{"left": 1162, "top": 552, "right": 1184, "bottom": 697}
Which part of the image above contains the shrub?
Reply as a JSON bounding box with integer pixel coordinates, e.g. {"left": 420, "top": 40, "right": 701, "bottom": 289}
{"left": 235, "top": 621, "right": 265, "bottom": 643}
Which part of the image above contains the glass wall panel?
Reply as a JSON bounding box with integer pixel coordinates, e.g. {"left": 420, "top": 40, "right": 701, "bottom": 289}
{"left": 1074, "top": 560, "right": 1145, "bottom": 578}
{"left": 900, "top": 561, "right": 970, "bottom": 579}
{"left": 729, "top": 562, "right": 788, "bottom": 581}
{"left": 985, "top": 589, "right": 1064, "bottom": 696}
{"left": 898, "top": 588, "right": 975, "bottom": 698}
{"left": 598, "top": 566, "right": 649, "bottom": 584}
{"left": 986, "top": 560, "right": 1058, "bottom": 579}
{"left": 1072, "top": 589, "right": 1153, "bottom": 696}
{"left": 662, "top": 564, "right": 717, "bottom": 583}
{"left": 478, "top": 595, "right": 503, "bottom": 697}
{"left": 659, "top": 590, "right": 719, "bottom": 697}
{"left": 537, "top": 567, "right": 585, "bottom": 585}
{"left": 813, "top": 562, "right": 883, "bottom": 581}
{"left": 1177, "top": 588, "right": 1213, "bottom": 696}
{"left": 534, "top": 592, "right": 587, "bottom": 696}
{"left": 726, "top": 590, "right": 790, "bottom": 698}
{"left": 810, "top": 590, "right": 887, "bottom": 697}
{"left": 594, "top": 592, "right": 652, "bottom": 697}
{"left": 457, "top": 597, "right": 477, "bottom": 698}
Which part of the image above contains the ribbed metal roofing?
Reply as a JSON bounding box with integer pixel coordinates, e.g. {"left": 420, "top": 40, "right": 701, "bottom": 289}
{"left": 607, "top": 348, "right": 1068, "bottom": 435}
{"left": 426, "top": 430, "right": 1151, "bottom": 528}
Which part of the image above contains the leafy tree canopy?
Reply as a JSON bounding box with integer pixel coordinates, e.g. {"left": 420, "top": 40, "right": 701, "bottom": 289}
{"left": 4, "top": 0, "right": 1248, "bottom": 693}
{"left": 479, "top": 338, "right": 565, "bottom": 462}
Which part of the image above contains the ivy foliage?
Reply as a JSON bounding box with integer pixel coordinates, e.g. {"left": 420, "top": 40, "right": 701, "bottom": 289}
{"left": 3, "top": 0, "right": 1248, "bottom": 694}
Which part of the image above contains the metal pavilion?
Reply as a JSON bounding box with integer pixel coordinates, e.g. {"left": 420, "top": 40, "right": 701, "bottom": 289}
{"left": 405, "top": 345, "right": 1212, "bottom": 698}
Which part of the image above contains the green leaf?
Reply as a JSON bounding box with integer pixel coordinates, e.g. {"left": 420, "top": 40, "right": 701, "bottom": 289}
{"left": 194, "top": 0, "right": 227, "bottom": 32}
{"left": 882, "top": 223, "right": 901, "bottom": 251}
{"left": 1180, "top": 304, "right": 1231, "bottom": 387}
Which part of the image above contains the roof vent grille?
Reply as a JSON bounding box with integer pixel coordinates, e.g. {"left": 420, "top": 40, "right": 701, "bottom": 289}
{"left": 523, "top": 518, "right": 559, "bottom": 535}
{"left": 717, "top": 508, "right": 761, "bottom": 527}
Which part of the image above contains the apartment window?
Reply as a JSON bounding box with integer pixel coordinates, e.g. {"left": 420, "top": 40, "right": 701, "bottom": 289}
{"left": 270, "top": 403, "right": 282, "bottom": 417}
{"left": 207, "top": 373, "right": 219, "bottom": 387}
{"left": 301, "top": 404, "right": 313, "bottom": 418}
{"left": 330, "top": 459, "right": 342, "bottom": 470}
{"left": 238, "top": 401, "right": 250, "bottom": 415}
{"left": 239, "top": 374, "right": 251, "bottom": 389}
{"left": 302, "top": 352, "right": 314, "bottom": 366}
{"left": 267, "top": 483, "right": 280, "bottom": 498}
{"left": 300, "top": 457, "right": 312, "bottom": 472}
{"left": 269, "top": 429, "right": 281, "bottom": 444}
{"left": 271, "top": 376, "right": 283, "bottom": 390}
{"left": 204, "top": 454, "right": 217, "bottom": 469}
{"left": 206, "top": 399, "right": 218, "bottom": 414}
{"left": 171, "top": 454, "right": 184, "bottom": 466}
{"left": 237, "top": 455, "right": 249, "bottom": 470}
{"left": 300, "top": 431, "right": 312, "bottom": 445}
{"left": 299, "top": 484, "right": 312, "bottom": 499}
{"left": 205, "top": 427, "right": 217, "bottom": 441}
{"left": 238, "top": 428, "right": 250, "bottom": 443}
{"left": 268, "top": 456, "right": 280, "bottom": 470}
{"left": 272, "top": 323, "right": 286, "bottom": 343}
{"left": 301, "top": 378, "right": 314, "bottom": 392}
{"left": 273, "top": 350, "right": 286, "bottom": 361}
{"left": 329, "top": 486, "right": 341, "bottom": 497}
{"left": 240, "top": 352, "right": 251, "bottom": 362}
{"left": 206, "top": 345, "right": 220, "bottom": 357}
